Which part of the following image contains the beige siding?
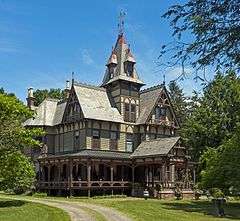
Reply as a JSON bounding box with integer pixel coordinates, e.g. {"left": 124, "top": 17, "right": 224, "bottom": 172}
{"left": 86, "top": 136, "right": 91, "bottom": 149}
{"left": 101, "top": 138, "right": 109, "bottom": 150}
{"left": 119, "top": 132, "right": 126, "bottom": 151}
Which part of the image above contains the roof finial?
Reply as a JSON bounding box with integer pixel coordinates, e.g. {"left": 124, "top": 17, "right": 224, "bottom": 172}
{"left": 71, "top": 72, "right": 75, "bottom": 85}
{"left": 118, "top": 10, "right": 126, "bottom": 35}
{"left": 163, "top": 73, "right": 166, "bottom": 86}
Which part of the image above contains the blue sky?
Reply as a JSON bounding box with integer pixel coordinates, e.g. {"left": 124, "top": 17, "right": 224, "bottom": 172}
{"left": 0, "top": 0, "right": 209, "bottom": 102}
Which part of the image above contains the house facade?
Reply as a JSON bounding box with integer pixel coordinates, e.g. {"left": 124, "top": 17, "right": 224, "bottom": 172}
{"left": 24, "top": 33, "right": 194, "bottom": 198}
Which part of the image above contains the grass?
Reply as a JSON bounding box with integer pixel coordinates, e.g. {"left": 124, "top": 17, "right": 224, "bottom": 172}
{"left": 0, "top": 198, "right": 70, "bottom": 221}
{"left": 1, "top": 193, "right": 240, "bottom": 221}
{"left": 95, "top": 198, "right": 240, "bottom": 221}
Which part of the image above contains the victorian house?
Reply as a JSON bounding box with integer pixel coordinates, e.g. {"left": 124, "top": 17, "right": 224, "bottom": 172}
{"left": 24, "top": 32, "right": 194, "bottom": 198}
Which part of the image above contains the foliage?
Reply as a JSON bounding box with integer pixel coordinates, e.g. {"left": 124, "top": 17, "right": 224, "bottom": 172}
{"left": 0, "top": 92, "right": 43, "bottom": 192}
{"left": 208, "top": 188, "right": 225, "bottom": 198}
{"left": 0, "top": 93, "right": 43, "bottom": 151}
{"left": 0, "top": 150, "right": 35, "bottom": 193}
{"left": 168, "top": 81, "right": 188, "bottom": 124}
{"left": 33, "top": 88, "right": 65, "bottom": 106}
{"left": 161, "top": 0, "right": 240, "bottom": 79}
{"left": 174, "top": 186, "right": 182, "bottom": 200}
{"left": 200, "top": 127, "right": 240, "bottom": 193}
{"left": 181, "top": 71, "right": 240, "bottom": 162}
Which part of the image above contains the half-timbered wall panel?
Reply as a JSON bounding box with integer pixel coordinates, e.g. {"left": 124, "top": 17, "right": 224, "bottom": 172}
{"left": 63, "top": 131, "right": 74, "bottom": 151}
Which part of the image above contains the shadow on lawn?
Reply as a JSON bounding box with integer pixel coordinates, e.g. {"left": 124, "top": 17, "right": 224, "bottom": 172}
{"left": 0, "top": 200, "right": 25, "bottom": 208}
{"left": 162, "top": 201, "right": 240, "bottom": 220}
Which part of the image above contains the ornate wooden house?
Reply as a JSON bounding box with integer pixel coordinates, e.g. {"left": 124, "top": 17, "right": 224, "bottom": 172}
{"left": 24, "top": 33, "right": 194, "bottom": 198}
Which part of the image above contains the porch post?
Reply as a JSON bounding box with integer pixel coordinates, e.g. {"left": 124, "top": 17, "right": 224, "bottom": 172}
{"left": 193, "top": 166, "right": 196, "bottom": 185}
{"left": 170, "top": 164, "right": 175, "bottom": 186}
{"left": 146, "top": 166, "right": 149, "bottom": 187}
{"left": 87, "top": 161, "right": 91, "bottom": 197}
{"left": 47, "top": 165, "right": 51, "bottom": 182}
{"left": 41, "top": 164, "right": 45, "bottom": 181}
{"left": 161, "top": 164, "right": 165, "bottom": 188}
{"left": 121, "top": 165, "right": 124, "bottom": 181}
{"left": 76, "top": 163, "right": 79, "bottom": 179}
{"left": 131, "top": 166, "right": 135, "bottom": 196}
{"left": 57, "top": 163, "right": 61, "bottom": 195}
{"left": 110, "top": 165, "right": 114, "bottom": 195}
{"left": 69, "top": 159, "right": 73, "bottom": 197}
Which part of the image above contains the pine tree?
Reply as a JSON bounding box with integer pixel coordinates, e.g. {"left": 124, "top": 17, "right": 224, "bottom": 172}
{"left": 168, "top": 81, "right": 187, "bottom": 125}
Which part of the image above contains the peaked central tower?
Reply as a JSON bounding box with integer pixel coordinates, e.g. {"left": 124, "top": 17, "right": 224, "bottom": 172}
{"left": 102, "top": 31, "right": 145, "bottom": 123}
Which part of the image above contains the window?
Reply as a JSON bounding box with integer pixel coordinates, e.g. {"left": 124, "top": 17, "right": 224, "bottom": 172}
{"left": 92, "top": 130, "right": 100, "bottom": 149}
{"left": 130, "top": 104, "right": 136, "bottom": 122}
{"left": 92, "top": 130, "right": 100, "bottom": 139}
{"left": 124, "top": 102, "right": 136, "bottom": 122}
{"left": 110, "top": 131, "right": 118, "bottom": 150}
{"left": 75, "top": 131, "right": 79, "bottom": 139}
{"left": 108, "top": 64, "right": 116, "bottom": 79}
{"left": 124, "top": 61, "right": 134, "bottom": 77}
{"left": 126, "top": 133, "right": 133, "bottom": 152}
{"left": 110, "top": 131, "right": 117, "bottom": 140}
{"left": 124, "top": 103, "right": 130, "bottom": 121}
{"left": 155, "top": 106, "right": 166, "bottom": 120}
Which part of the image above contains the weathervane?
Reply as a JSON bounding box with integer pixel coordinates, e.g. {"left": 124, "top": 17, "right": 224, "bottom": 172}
{"left": 162, "top": 72, "right": 165, "bottom": 85}
{"left": 118, "top": 10, "right": 126, "bottom": 35}
{"left": 71, "top": 71, "right": 75, "bottom": 84}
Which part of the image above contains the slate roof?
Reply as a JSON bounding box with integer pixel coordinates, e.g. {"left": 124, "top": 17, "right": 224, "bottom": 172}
{"left": 102, "top": 34, "right": 144, "bottom": 86}
{"left": 40, "top": 149, "right": 131, "bottom": 160}
{"left": 24, "top": 98, "right": 66, "bottom": 126}
{"left": 131, "top": 136, "right": 180, "bottom": 158}
{"left": 136, "top": 85, "right": 163, "bottom": 124}
{"left": 73, "top": 83, "right": 124, "bottom": 123}
{"left": 52, "top": 102, "right": 66, "bottom": 125}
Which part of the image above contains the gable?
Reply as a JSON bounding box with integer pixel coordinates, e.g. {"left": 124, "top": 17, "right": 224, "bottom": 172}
{"left": 136, "top": 86, "right": 179, "bottom": 127}
{"left": 73, "top": 83, "right": 124, "bottom": 123}
{"left": 62, "top": 87, "right": 83, "bottom": 123}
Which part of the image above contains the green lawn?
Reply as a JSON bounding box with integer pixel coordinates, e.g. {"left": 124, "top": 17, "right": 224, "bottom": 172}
{"left": 95, "top": 198, "right": 240, "bottom": 221}
{"left": 0, "top": 198, "right": 70, "bottom": 221}
{"left": 1, "top": 193, "right": 240, "bottom": 221}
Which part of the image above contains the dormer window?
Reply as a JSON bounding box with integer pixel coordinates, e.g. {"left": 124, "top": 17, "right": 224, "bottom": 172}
{"left": 124, "top": 61, "right": 134, "bottom": 77}
{"left": 108, "top": 64, "right": 116, "bottom": 79}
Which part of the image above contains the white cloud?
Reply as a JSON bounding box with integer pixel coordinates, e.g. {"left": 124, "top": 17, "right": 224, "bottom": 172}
{"left": 81, "top": 49, "right": 94, "bottom": 65}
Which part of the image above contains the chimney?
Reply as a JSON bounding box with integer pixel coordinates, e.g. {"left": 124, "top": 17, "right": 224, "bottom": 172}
{"left": 26, "top": 87, "right": 35, "bottom": 110}
{"left": 64, "top": 80, "right": 70, "bottom": 99}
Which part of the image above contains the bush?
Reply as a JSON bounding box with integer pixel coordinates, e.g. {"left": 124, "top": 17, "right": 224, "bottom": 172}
{"left": 209, "top": 188, "right": 224, "bottom": 198}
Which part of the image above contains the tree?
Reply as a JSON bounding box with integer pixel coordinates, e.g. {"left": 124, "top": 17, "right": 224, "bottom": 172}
{"left": 168, "top": 81, "right": 187, "bottom": 124}
{"left": 160, "top": 0, "right": 240, "bottom": 79}
{"left": 0, "top": 150, "right": 35, "bottom": 193}
{"left": 33, "top": 88, "right": 65, "bottom": 106}
{"left": 0, "top": 92, "right": 43, "bottom": 193}
{"left": 181, "top": 71, "right": 240, "bottom": 162}
{"left": 200, "top": 126, "right": 240, "bottom": 194}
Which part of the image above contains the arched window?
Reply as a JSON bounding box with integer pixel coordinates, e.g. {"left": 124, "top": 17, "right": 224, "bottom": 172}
{"left": 124, "top": 101, "right": 136, "bottom": 122}
{"left": 155, "top": 106, "right": 167, "bottom": 120}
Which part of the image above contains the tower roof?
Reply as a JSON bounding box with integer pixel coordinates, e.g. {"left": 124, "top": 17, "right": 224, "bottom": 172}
{"left": 102, "top": 34, "right": 144, "bottom": 86}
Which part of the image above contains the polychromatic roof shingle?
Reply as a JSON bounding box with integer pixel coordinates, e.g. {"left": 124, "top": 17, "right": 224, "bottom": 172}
{"left": 73, "top": 83, "right": 124, "bottom": 123}
{"left": 131, "top": 136, "right": 180, "bottom": 158}
{"left": 24, "top": 98, "right": 66, "bottom": 126}
{"left": 136, "top": 85, "right": 163, "bottom": 124}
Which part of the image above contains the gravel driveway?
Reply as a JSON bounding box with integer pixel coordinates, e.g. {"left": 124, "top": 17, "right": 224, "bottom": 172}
{"left": 3, "top": 196, "right": 132, "bottom": 221}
